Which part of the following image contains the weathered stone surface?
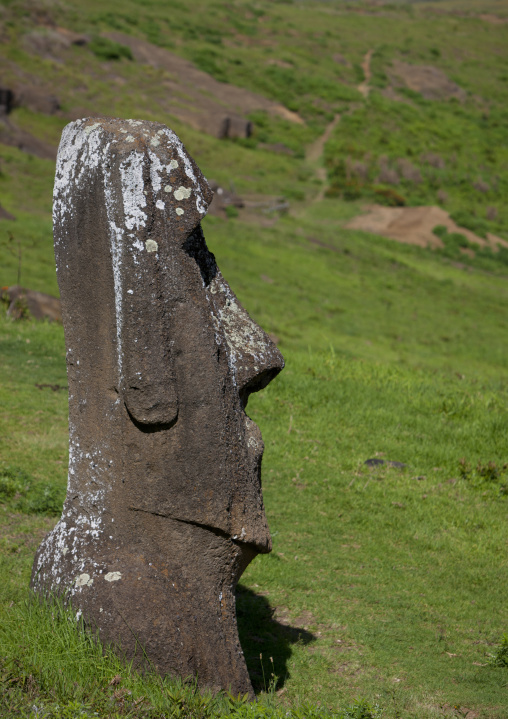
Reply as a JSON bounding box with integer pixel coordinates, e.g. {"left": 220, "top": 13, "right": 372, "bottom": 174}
{"left": 13, "top": 85, "right": 60, "bottom": 115}
{"left": 207, "top": 179, "right": 244, "bottom": 217}
{"left": 0, "top": 88, "right": 14, "bottom": 116}
{"left": 31, "top": 117, "right": 284, "bottom": 696}
{"left": 218, "top": 116, "right": 253, "bottom": 140}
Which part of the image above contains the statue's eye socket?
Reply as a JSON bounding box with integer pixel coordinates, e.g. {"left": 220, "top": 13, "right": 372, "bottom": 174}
{"left": 182, "top": 226, "right": 217, "bottom": 286}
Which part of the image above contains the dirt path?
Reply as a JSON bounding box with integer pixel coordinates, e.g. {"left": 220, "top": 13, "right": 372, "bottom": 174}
{"left": 305, "top": 49, "right": 373, "bottom": 202}
{"left": 304, "top": 114, "right": 341, "bottom": 202}
{"left": 357, "top": 49, "right": 373, "bottom": 98}
{"left": 306, "top": 114, "right": 341, "bottom": 166}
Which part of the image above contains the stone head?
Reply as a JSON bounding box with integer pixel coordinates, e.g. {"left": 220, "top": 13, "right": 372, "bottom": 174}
{"left": 32, "top": 118, "right": 284, "bottom": 695}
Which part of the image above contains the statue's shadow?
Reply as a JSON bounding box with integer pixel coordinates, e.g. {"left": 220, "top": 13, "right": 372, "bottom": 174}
{"left": 236, "top": 584, "right": 315, "bottom": 693}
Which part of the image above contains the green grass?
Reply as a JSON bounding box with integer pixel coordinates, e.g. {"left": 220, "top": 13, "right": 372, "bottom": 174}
{"left": 2, "top": 210, "right": 508, "bottom": 716}
{"left": 2, "top": 0, "right": 508, "bottom": 716}
{"left": 1, "top": 593, "right": 383, "bottom": 717}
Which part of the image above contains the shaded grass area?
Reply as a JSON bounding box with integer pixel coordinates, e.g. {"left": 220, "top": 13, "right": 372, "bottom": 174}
{"left": 1, "top": 593, "right": 381, "bottom": 718}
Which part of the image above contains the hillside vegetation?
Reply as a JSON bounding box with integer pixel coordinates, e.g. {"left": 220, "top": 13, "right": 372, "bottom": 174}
{"left": 1, "top": 1, "right": 508, "bottom": 717}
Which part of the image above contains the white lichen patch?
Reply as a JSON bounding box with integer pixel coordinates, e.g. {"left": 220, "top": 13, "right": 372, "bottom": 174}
{"left": 119, "top": 153, "right": 147, "bottom": 232}
{"left": 148, "top": 150, "right": 164, "bottom": 193}
{"left": 145, "top": 239, "right": 158, "bottom": 253}
{"left": 207, "top": 273, "right": 276, "bottom": 384}
{"left": 125, "top": 135, "right": 135, "bottom": 142}
{"left": 156, "top": 200, "right": 165, "bottom": 210}
{"left": 164, "top": 185, "right": 172, "bottom": 193}
{"left": 150, "top": 137, "right": 160, "bottom": 147}
{"left": 217, "top": 293, "right": 267, "bottom": 357}
{"left": 175, "top": 208, "right": 184, "bottom": 216}
{"left": 169, "top": 159, "right": 179, "bottom": 170}
{"left": 75, "top": 573, "right": 93, "bottom": 587}
{"left": 84, "top": 122, "right": 101, "bottom": 135}
{"left": 174, "top": 186, "right": 192, "bottom": 201}
{"left": 105, "top": 571, "right": 122, "bottom": 582}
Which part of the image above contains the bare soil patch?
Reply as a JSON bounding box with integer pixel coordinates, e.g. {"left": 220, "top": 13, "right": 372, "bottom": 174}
{"left": 105, "top": 32, "right": 304, "bottom": 135}
{"left": 21, "top": 26, "right": 88, "bottom": 61}
{"left": 0, "top": 119, "right": 56, "bottom": 159}
{"left": 380, "top": 86, "right": 413, "bottom": 104}
{"left": 389, "top": 60, "right": 466, "bottom": 101}
{"left": 0, "top": 203, "right": 15, "bottom": 221}
{"left": 345, "top": 205, "right": 508, "bottom": 251}
{"left": 357, "top": 49, "right": 373, "bottom": 99}
{"left": 478, "top": 13, "right": 508, "bottom": 24}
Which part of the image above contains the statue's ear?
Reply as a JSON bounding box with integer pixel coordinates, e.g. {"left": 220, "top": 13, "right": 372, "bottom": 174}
{"left": 121, "top": 318, "right": 179, "bottom": 427}
{"left": 123, "top": 378, "right": 178, "bottom": 426}
{"left": 118, "top": 241, "right": 179, "bottom": 427}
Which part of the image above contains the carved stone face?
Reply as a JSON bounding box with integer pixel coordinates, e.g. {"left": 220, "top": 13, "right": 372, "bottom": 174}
{"left": 31, "top": 117, "right": 284, "bottom": 695}
{"left": 117, "top": 221, "right": 284, "bottom": 553}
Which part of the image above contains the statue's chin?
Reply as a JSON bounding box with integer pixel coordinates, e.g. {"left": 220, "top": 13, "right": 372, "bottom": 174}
{"left": 32, "top": 513, "right": 256, "bottom": 697}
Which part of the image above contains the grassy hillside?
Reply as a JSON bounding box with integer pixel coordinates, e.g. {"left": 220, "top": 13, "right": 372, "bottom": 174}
{"left": 1, "top": 1, "right": 508, "bottom": 717}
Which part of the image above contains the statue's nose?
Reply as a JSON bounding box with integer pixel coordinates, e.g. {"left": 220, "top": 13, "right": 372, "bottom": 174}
{"left": 208, "top": 273, "right": 284, "bottom": 407}
{"left": 235, "top": 325, "right": 284, "bottom": 409}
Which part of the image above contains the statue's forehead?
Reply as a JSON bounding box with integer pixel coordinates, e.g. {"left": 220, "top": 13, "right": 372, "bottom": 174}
{"left": 55, "top": 117, "right": 213, "bottom": 246}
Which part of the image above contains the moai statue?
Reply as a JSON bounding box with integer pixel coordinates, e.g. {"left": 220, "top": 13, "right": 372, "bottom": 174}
{"left": 31, "top": 118, "right": 284, "bottom": 696}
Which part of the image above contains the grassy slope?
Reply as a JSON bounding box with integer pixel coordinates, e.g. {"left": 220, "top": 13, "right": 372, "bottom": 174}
{"left": 1, "top": 1, "right": 508, "bottom": 717}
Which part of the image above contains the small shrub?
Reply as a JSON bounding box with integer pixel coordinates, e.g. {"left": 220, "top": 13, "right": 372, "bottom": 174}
{"left": 26, "top": 482, "right": 65, "bottom": 515}
{"left": 342, "top": 180, "right": 364, "bottom": 201}
{"left": 397, "top": 158, "right": 422, "bottom": 184}
{"left": 225, "top": 205, "right": 239, "bottom": 219}
{"left": 89, "top": 36, "right": 133, "bottom": 61}
{"left": 476, "top": 460, "right": 502, "bottom": 482}
{"left": 458, "top": 457, "right": 471, "bottom": 479}
{"left": 373, "top": 187, "right": 406, "bottom": 206}
{"left": 0, "top": 466, "right": 64, "bottom": 516}
{"left": 450, "top": 210, "right": 490, "bottom": 239}
{"left": 353, "top": 63, "right": 364, "bottom": 84}
{"left": 0, "top": 466, "right": 31, "bottom": 501}
{"left": 189, "top": 49, "right": 227, "bottom": 82}
{"left": 284, "top": 187, "right": 305, "bottom": 201}
{"left": 458, "top": 459, "right": 508, "bottom": 493}
{"left": 473, "top": 178, "right": 490, "bottom": 193}
{"left": 486, "top": 206, "right": 498, "bottom": 221}
{"left": 487, "top": 634, "right": 508, "bottom": 667}
{"left": 421, "top": 152, "right": 445, "bottom": 169}
{"left": 432, "top": 224, "right": 449, "bottom": 240}
{"left": 377, "top": 166, "right": 399, "bottom": 185}
{"left": 494, "top": 248, "right": 508, "bottom": 266}
{"left": 350, "top": 160, "right": 369, "bottom": 182}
